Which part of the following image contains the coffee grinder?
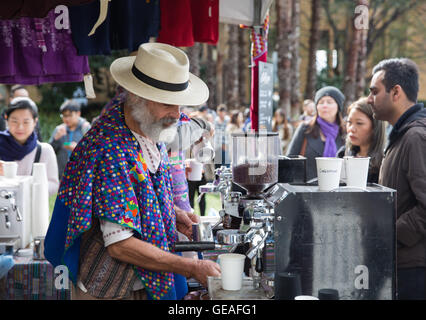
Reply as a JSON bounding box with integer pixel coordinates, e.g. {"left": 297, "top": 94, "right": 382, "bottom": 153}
{"left": 199, "top": 132, "right": 279, "bottom": 292}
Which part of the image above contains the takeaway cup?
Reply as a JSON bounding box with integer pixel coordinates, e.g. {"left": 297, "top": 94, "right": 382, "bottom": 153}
{"left": 218, "top": 253, "right": 245, "bottom": 291}
{"left": 315, "top": 157, "right": 343, "bottom": 191}
{"left": 345, "top": 156, "right": 370, "bottom": 188}
{"left": 3, "top": 161, "right": 18, "bottom": 178}
{"left": 192, "top": 138, "right": 215, "bottom": 163}
{"left": 187, "top": 159, "right": 203, "bottom": 181}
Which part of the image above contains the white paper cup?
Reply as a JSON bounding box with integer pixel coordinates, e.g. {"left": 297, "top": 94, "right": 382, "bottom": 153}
{"left": 316, "top": 157, "right": 343, "bottom": 191}
{"left": 295, "top": 295, "right": 319, "bottom": 300}
{"left": 345, "top": 156, "right": 370, "bottom": 188}
{"left": 3, "top": 161, "right": 18, "bottom": 178}
{"left": 218, "top": 253, "right": 245, "bottom": 291}
{"left": 187, "top": 159, "right": 203, "bottom": 181}
{"left": 193, "top": 139, "right": 215, "bottom": 163}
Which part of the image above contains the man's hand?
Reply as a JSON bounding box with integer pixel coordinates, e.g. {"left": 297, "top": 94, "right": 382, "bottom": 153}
{"left": 54, "top": 124, "right": 67, "bottom": 141}
{"left": 0, "top": 161, "right": 4, "bottom": 176}
{"left": 175, "top": 205, "right": 200, "bottom": 239}
{"left": 63, "top": 141, "right": 77, "bottom": 151}
{"left": 191, "top": 259, "right": 221, "bottom": 288}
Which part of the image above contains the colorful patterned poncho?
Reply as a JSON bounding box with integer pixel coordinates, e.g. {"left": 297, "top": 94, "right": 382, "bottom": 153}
{"left": 44, "top": 97, "right": 185, "bottom": 300}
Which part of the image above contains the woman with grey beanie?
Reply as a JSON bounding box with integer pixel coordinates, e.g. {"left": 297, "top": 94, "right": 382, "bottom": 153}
{"left": 286, "top": 86, "right": 347, "bottom": 181}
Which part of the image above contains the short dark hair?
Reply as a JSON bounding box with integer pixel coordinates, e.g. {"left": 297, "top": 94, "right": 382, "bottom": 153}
{"left": 6, "top": 97, "right": 38, "bottom": 119}
{"left": 217, "top": 104, "right": 227, "bottom": 112}
{"left": 10, "top": 84, "right": 26, "bottom": 95}
{"left": 372, "top": 58, "right": 419, "bottom": 102}
{"left": 59, "top": 99, "right": 81, "bottom": 113}
{"left": 199, "top": 105, "right": 208, "bottom": 112}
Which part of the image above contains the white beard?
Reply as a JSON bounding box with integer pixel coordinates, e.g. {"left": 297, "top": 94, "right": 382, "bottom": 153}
{"left": 130, "top": 98, "right": 178, "bottom": 144}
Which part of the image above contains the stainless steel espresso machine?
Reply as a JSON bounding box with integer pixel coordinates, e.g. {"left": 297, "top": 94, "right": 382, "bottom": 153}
{"left": 198, "top": 132, "right": 396, "bottom": 300}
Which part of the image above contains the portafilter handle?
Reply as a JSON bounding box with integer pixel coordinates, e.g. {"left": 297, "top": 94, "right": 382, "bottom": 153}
{"left": 173, "top": 241, "right": 217, "bottom": 252}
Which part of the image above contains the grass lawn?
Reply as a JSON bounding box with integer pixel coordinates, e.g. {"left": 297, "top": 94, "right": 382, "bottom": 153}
{"left": 192, "top": 192, "right": 222, "bottom": 217}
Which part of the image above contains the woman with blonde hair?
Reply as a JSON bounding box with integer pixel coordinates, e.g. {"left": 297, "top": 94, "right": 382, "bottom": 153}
{"left": 272, "top": 108, "right": 293, "bottom": 154}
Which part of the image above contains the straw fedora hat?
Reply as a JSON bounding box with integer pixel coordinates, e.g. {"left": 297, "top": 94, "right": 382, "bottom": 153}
{"left": 110, "top": 42, "right": 209, "bottom": 106}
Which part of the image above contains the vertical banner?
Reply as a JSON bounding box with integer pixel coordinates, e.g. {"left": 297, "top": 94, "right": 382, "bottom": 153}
{"left": 258, "top": 61, "right": 274, "bottom": 131}
{"left": 250, "top": 14, "right": 269, "bottom": 132}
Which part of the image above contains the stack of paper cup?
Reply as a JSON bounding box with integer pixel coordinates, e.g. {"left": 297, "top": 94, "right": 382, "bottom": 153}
{"left": 32, "top": 163, "right": 49, "bottom": 237}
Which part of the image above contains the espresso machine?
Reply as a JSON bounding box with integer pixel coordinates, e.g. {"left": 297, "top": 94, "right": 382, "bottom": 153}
{"left": 198, "top": 132, "right": 396, "bottom": 300}
{"left": 196, "top": 132, "right": 280, "bottom": 297}
{"left": 0, "top": 176, "right": 33, "bottom": 254}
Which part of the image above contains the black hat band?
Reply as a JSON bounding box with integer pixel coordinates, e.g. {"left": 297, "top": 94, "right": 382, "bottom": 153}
{"left": 131, "top": 64, "right": 188, "bottom": 92}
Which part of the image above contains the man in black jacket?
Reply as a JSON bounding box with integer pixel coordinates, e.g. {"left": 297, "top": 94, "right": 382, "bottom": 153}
{"left": 368, "top": 58, "right": 426, "bottom": 300}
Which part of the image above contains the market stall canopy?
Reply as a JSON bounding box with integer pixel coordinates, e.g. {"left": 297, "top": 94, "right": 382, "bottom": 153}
{"left": 219, "top": 0, "right": 274, "bottom": 26}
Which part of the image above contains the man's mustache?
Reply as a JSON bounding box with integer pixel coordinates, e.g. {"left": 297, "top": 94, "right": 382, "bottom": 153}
{"left": 160, "top": 117, "right": 178, "bottom": 126}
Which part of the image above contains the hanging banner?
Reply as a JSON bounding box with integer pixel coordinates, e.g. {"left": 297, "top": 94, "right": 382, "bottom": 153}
{"left": 258, "top": 61, "right": 274, "bottom": 131}
{"left": 249, "top": 13, "right": 269, "bottom": 131}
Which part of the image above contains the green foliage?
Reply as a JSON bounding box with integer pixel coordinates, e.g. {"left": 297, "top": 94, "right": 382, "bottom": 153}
{"left": 38, "top": 111, "right": 61, "bottom": 142}
{"left": 316, "top": 67, "right": 343, "bottom": 90}
{"left": 39, "top": 82, "right": 83, "bottom": 113}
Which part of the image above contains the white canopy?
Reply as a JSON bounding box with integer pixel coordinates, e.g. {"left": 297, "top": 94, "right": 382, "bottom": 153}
{"left": 219, "top": 0, "right": 274, "bottom": 26}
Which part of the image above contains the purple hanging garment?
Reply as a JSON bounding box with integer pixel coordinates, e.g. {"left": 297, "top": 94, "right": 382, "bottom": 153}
{"left": 0, "top": 8, "right": 90, "bottom": 85}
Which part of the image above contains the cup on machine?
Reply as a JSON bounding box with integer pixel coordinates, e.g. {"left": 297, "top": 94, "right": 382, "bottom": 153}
{"left": 344, "top": 156, "right": 370, "bottom": 189}
{"left": 315, "top": 157, "right": 343, "bottom": 191}
{"left": 2, "top": 161, "right": 18, "bottom": 179}
{"left": 218, "top": 253, "right": 246, "bottom": 291}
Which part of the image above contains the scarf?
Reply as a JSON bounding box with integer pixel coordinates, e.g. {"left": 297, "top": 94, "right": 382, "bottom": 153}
{"left": 44, "top": 98, "right": 184, "bottom": 300}
{"left": 0, "top": 130, "right": 37, "bottom": 161}
{"left": 317, "top": 117, "right": 339, "bottom": 157}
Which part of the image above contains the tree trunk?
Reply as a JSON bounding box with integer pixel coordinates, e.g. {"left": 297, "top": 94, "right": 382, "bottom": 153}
{"left": 186, "top": 43, "right": 201, "bottom": 77}
{"left": 206, "top": 44, "right": 217, "bottom": 110}
{"left": 238, "top": 28, "right": 250, "bottom": 107}
{"left": 290, "top": 0, "right": 301, "bottom": 118}
{"left": 342, "top": 20, "right": 361, "bottom": 110}
{"left": 225, "top": 24, "right": 240, "bottom": 109}
{"left": 304, "top": 0, "right": 321, "bottom": 100}
{"left": 356, "top": 28, "right": 368, "bottom": 98}
{"left": 343, "top": 0, "right": 369, "bottom": 111}
{"left": 275, "top": 0, "right": 292, "bottom": 115}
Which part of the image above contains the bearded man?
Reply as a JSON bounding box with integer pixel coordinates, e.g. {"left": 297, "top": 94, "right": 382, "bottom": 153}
{"left": 44, "top": 43, "right": 220, "bottom": 300}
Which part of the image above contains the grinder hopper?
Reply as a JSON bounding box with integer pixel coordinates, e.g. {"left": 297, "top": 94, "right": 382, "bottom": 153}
{"left": 231, "top": 132, "right": 279, "bottom": 196}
